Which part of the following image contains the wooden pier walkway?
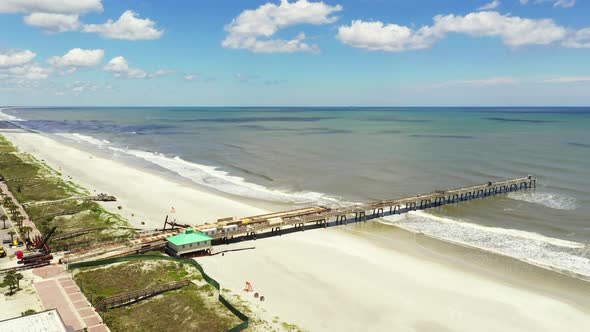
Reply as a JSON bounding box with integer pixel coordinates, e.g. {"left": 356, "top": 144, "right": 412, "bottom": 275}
{"left": 63, "top": 176, "right": 536, "bottom": 262}
{"left": 201, "top": 176, "right": 536, "bottom": 242}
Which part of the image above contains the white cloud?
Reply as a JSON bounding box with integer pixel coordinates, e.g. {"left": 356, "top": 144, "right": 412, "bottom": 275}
{"left": 0, "top": 0, "right": 103, "bottom": 14}
{"left": 69, "top": 81, "right": 99, "bottom": 93}
{"left": 83, "top": 10, "right": 163, "bottom": 40}
{"left": 23, "top": 12, "right": 80, "bottom": 32}
{"left": 148, "top": 69, "right": 175, "bottom": 78}
{"left": 553, "top": 0, "right": 576, "bottom": 7}
{"left": 562, "top": 27, "right": 590, "bottom": 48}
{"left": 336, "top": 20, "right": 437, "bottom": 51}
{"left": 337, "top": 11, "right": 569, "bottom": 51}
{"left": 234, "top": 73, "right": 261, "bottom": 82}
{"left": 478, "top": 0, "right": 501, "bottom": 10}
{"left": 104, "top": 56, "right": 147, "bottom": 78}
{"left": 222, "top": 0, "right": 342, "bottom": 53}
{"left": 103, "top": 56, "right": 171, "bottom": 79}
{"left": 0, "top": 64, "right": 52, "bottom": 80}
{"left": 48, "top": 48, "right": 104, "bottom": 68}
{"left": 543, "top": 76, "right": 590, "bottom": 83}
{"left": 520, "top": 0, "right": 576, "bottom": 8}
{"left": 0, "top": 49, "right": 36, "bottom": 67}
{"left": 429, "top": 77, "right": 519, "bottom": 88}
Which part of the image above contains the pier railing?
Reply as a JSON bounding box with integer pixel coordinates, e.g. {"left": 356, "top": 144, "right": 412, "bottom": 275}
{"left": 211, "top": 176, "right": 536, "bottom": 241}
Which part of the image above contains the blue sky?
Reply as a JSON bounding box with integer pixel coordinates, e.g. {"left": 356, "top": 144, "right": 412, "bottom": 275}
{"left": 0, "top": 0, "right": 589, "bottom": 106}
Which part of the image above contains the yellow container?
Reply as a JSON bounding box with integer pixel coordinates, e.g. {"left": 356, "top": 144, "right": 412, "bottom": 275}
{"left": 241, "top": 218, "right": 251, "bottom": 225}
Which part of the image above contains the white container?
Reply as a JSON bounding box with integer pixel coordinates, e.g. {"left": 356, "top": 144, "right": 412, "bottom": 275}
{"left": 222, "top": 225, "right": 238, "bottom": 233}
{"left": 200, "top": 228, "right": 217, "bottom": 236}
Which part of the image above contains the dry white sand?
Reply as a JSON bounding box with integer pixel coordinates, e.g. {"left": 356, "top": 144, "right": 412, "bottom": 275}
{"left": 199, "top": 226, "right": 590, "bottom": 332}
{"left": 2, "top": 126, "right": 590, "bottom": 331}
{"left": 0, "top": 129, "right": 266, "bottom": 229}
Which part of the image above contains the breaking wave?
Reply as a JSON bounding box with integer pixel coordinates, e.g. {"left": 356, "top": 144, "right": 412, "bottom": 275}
{"left": 55, "top": 133, "right": 111, "bottom": 148}
{"left": 507, "top": 192, "right": 576, "bottom": 210}
{"left": 382, "top": 211, "right": 590, "bottom": 279}
{"left": 107, "top": 147, "right": 347, "bottom": 206}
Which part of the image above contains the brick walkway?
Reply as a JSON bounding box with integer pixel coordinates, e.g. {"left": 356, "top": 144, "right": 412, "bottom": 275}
{"left": 33, "top": 265, "right": 109, "bottom": 332}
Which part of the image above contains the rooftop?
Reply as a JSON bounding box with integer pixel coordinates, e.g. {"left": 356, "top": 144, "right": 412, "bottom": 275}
{"left": 0, "top": 309, "right": 69, "bottom": 332}
{"left": 167, "top": 228, "right": 212, "bottom": 246}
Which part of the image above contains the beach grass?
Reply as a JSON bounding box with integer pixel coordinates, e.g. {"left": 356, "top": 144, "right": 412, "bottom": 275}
{"left": 74, "top": 260, "right": 238, "bottom": 332}
{"left": 74, "top": 260, "right": 203, "bottom": 299}
{"left": 103, "top": 285, "right": 239, "bottom": 332}
{"left": 0, "top": 133, "right": 131, "bottom": 246}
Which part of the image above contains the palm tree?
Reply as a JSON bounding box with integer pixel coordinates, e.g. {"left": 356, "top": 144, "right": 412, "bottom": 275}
{"left": 8, "top": 230, "right": 16, "bottom": 243}
{"left": 0, "top": 214, "right": 7, "bottom": 229}
{"left": 15, "top": 215, "right": 24, "bottom": 229}
{"left": 2, "top": 196, "right": 11, "bottom": 206}
{"left": 4, "top": 271, "right": 24, "bottom": 294}
{"left": 15, "top": 272, "right": 23, "bottom": 291}
{"left": 22, "top": 226, "right": 32, "bottom": 240}
{"left": 5, "top": 271, "right": 17, "bottom": 295}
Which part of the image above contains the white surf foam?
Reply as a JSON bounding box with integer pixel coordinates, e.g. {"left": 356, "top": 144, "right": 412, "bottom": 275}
{"left": 382, "top": 211, "right": 590, "bottom": 278}
{"left": 55, "top": 133, "right": 110, "bottom": 148}
{"left": 4, "top": 119, "right": 349, "bottom": 207}
{"left": 0, "top": 108, "right": 25, "bottom": 122}
{"left": 508, "top": 192, "right": 576, "bottom": 210}
{"left": 108, "top": 146, "right": 349, "bottom": 206}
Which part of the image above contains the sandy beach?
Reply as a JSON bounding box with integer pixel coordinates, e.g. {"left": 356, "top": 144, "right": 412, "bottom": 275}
{"left": 2, "top": 125, "right": 590, "bottom": 331}
{"left": 0, "top": 127, "right": 268, "bottom": 229}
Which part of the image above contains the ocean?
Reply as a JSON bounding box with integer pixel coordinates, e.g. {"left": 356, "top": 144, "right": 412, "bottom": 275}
{"left": 2, "top": 106, "right": 589, "bottom": 278}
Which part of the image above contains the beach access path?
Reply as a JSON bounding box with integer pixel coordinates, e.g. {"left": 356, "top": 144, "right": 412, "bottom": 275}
{"left": 33, "top": 265, "right": 109, "bottom": 332}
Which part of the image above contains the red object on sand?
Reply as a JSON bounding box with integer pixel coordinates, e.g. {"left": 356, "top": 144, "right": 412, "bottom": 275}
{"left": 16, "top": 251, "right": 24, "bottom": 259}
{"left": 243, "top": 281, "right": 253, "bottom": 292}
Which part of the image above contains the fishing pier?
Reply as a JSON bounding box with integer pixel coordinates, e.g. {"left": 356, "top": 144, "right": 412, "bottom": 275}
{"left": 195, "top": 175, "right": 536, "bottom": 243}
{"left": 65, "top": 175, "right": 536, "bottom": 261}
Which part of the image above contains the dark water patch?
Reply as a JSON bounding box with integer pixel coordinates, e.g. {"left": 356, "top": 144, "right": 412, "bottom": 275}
{"left": 299, "top": 127, "right": 354, "bottom": 135}
{"left": 374, "top": 130, "right": 404, "bottom": 135}
{"left": 0, "top": 121, "right": 20, "bottom": 129}
{"left": 120, "top": 124, "right": 177, "bottom": 132}
{"left": 362, "top": 117, "right": 431, "bottom": 123}
{"left": 225, "top": 164, "right": 274, "bottom": 182}
{"left": 236, "top": 125, "right": 300, "bottom": 132}
{"left": 566, "top": 142, "right": 590, "bottom": 149}
{"left": 223, "top": 143, "right": 246, "bottom": 150}
{"left": 411, "top": 134, "right": 476, "bottom": 139}
{"left": 180, "top": 116, "right": 334, "bottom": 123}
{"left": 463, "top": 107, "right": 590, "bottom": 114}
{"left": 10, "top": 119, "right": 179, "bottom": 135}
{"left": 14, "top": 119, "right": 118, "bottom": 133}
{"left": 484, "top": 117, "right": 559, "bottom": 123}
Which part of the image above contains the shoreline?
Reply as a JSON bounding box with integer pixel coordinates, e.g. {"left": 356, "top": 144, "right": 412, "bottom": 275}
{"left": 0, "top": 127, "right": 271, "bottom": 230}
{"left": 1, "top": 120, "right": 590, "bottom": 330}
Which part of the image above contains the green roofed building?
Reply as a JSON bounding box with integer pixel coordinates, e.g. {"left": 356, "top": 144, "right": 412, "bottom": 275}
{"left": 166, "top": 228, "right": 213, "bottom": 257}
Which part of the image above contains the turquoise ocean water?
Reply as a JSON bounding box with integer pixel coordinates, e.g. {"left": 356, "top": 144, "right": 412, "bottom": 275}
{"left": 2, "top": 107, "right": 589, "bottom": 277}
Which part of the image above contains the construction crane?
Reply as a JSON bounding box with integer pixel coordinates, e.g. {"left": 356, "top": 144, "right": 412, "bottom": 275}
{"left": 19, "top": 227, "right": 56, "bottom": 266}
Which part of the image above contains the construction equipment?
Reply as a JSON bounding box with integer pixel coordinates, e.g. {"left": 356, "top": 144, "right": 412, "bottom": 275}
{"left": 19, "top": 227, "right": 56, "bottom": 266}
{"left": 0, "top": 246, "right": 6, "bottom": 258}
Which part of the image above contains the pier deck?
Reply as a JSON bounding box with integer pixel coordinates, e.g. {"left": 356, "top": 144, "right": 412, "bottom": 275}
{"left": 64, "top": 176, "right": 536, "bottom": 261}
{"left": 198, "top": 176, "right": 536, "bottom": 242}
